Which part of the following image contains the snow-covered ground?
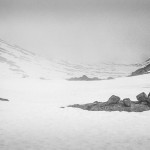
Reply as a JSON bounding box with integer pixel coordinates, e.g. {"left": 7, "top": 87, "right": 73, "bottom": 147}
{"left": 0, "top": 74, "right": 150, "bottom": 150}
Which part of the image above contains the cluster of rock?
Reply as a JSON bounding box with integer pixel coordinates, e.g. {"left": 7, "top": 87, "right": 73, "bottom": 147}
{"left": 68, "top": 75, "right": 101, "bottom": 81}
{"left": 68, "top": 92, "right": 150, "bottom": 112}
{"left": 67, "top": 75, "right": 114, "bottom": 81}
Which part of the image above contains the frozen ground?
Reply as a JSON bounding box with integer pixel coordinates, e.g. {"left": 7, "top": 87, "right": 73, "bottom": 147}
{"left": 0, "top": 74, "right": 150, "bottom": 150}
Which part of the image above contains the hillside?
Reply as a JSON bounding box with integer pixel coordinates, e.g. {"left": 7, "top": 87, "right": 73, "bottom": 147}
{"left": 131, "top": 58, "right": 150, "bottom": 76}
{"left": 0, "top": 39, "right": 140, "bottom": 80}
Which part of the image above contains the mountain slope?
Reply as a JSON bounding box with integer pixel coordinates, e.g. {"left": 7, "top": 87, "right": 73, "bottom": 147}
{"left": 0, "top": 39, "right": 140, "bottom": 80}
{"left": 131, "top": 58, "right": 150, "bottom": 76}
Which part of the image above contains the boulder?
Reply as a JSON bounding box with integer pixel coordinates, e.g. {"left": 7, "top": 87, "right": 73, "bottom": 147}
{"left": 107, "top": 95, "right": 120, "bottom": 104}
{"left": 123, "top": 98, "right": 131, "bottom": 107}
{"left": 136, "top": 92, "right": 148, "bottom": 103}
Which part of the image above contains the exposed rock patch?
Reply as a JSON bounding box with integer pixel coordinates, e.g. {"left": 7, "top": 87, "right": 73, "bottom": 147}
{"left": 131, "top": 64, "right": 150, "bottom": 76}
{"left": 67, "top": 75, "right": 101, "bottom": 81}
{"left": 67, "top": 93, "right": 150, "bottom": 112}
{"left": 0, "top": 98, "right": 9, "bottom": 101}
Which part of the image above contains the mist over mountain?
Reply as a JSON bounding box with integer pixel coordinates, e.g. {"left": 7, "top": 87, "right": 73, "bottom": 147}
{"left": 1, "top": 0, "right": 150, "bottom": 65}
{"left": 131, "top": 58, "right": 150, "bottom": 76}
{"left": 0, "top": 39, "right": 142, "bottom": 80}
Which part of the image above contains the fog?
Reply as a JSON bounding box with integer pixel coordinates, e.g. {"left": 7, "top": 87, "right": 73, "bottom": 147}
{"left": 0, "top": 0, "right": 150, "bottom": 63}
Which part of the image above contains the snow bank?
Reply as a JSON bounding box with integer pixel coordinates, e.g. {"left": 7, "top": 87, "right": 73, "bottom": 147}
{"left": 0, "top": 74, "right": 150, "bottom": 150}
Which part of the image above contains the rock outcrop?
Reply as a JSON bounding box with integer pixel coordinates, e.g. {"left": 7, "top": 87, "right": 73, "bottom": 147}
{"left": 67, "top": 75, "right": 101, "bottom": 81}
{"left": 67, "top": 93, "right": 150, "bottom": 112}
{"left": 131, "top": 64, "right": 150, "bottom": 76}
{"left": 0, "top": 98, "right": 9, "bottom": 101}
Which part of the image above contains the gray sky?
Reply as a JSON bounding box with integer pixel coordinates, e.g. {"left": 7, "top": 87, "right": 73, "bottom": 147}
{"left": 0, "top": 0, "right": 150, "bottom": 63}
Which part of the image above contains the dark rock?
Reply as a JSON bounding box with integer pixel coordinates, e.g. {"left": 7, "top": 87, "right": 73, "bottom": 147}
{"left": 132, "top": 101, "right": 140, "bottom": 104}
{"left": 131, "top": 68, "right": 147, "bottom": 76}
{"left": 60, "top": 107, "right": 65, "bottom": 108}
{"left": 148, "top": 92, "right": 150, "bottom": 98}
{"left": 119, "top": 100, "right": 124, "bottom": 104}
{"left": 131, "top": 64, "right": 150, "bottom": 76}
{"left": 130, "top": 104, "right": 150, "bottom": 112}
{"left": 136, "top": 92, "right": 148, "bottom": 103}
{"left": 68, "top": 94, "right": 150, "bottom": 112}
{"left": 147, "top": 92, "right": 150, "bottom": 103}
{"left": 67, "top": 75, "right": 101, "bottom": 81}
{"left": 147, "top": 98, "right": 150, "bottom": 103}
{"left": 141, "top": 102, "right": 148, "bottom": 105}
{"left": 93, "top": 101, "right": 99, "bottom": 104}
{"left": 123, "top": 98, "right": 131, "bottom": 107}
{"left": 107, "top": 77, "right": 114, "bottom": 80}
{"left": 107, "top": 95, "right": 120, "bottom": 104}
{"left": 68, "top": 100, "right": 150, "bottom": 112}
{"left": 0, "top": 98, "right": 9, "bottom": 101}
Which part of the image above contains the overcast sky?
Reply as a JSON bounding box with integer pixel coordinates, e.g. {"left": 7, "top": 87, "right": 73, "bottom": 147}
{"left": 0, "top": 0, "right": 150, "bottom": 63}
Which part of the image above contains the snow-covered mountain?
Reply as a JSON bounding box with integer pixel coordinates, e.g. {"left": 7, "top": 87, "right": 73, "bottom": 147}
{"left": 131, "top": 58, "right": 150, "bottom": 76}
{"left": 0, "top": 39, "right": 140, "bottom": 80}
